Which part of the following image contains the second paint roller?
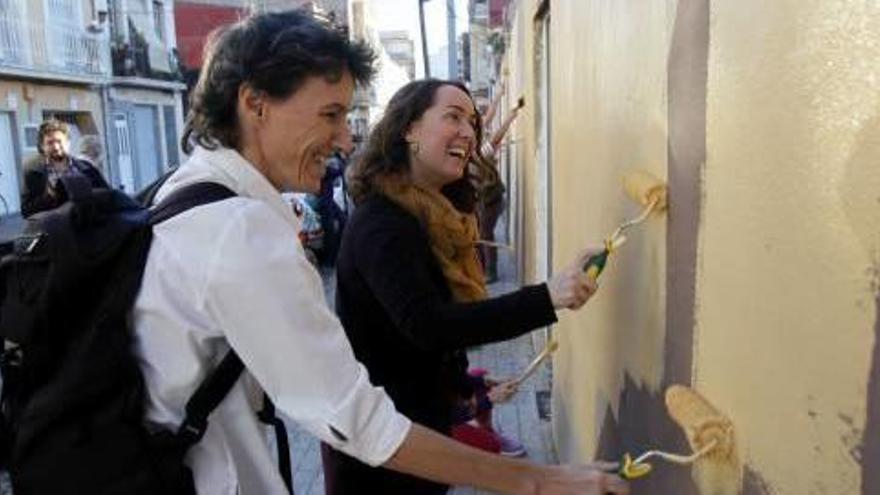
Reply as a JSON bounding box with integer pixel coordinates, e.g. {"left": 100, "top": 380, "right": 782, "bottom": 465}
{"left": 611, "top": 385, "right": 740, "bottom": 495}
{"left": 583, "top": 170, "right": 668, "bottom": 281}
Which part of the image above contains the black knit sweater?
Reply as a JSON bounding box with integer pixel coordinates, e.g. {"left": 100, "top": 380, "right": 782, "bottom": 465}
{"left": 321, "top": 194, "right": 557, "bottom": 495}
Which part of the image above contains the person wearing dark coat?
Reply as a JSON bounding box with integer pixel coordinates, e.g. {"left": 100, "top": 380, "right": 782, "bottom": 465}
{"left": 321, "top": 79, "right": 609, "bottom": 495}
{"left": 21, "top": 119, "right": 108, "bottom": 217}
{"left": 315, "top": 150, "right": 348, "bottom": 266}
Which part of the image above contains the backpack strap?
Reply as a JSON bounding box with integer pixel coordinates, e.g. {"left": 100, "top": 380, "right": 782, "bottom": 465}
{"left": 147, "top": 181, "right": 242, "bottom": 446}
{"left": 149, "top": 181, "right": 236, "bottom": 225}
{"left": 258, "top": 394, "right": 293, "bottom": 492}
{"left": 177, "top": 350, "right": 244, "bottom": 445}
{"left": 149, "top": 182, "right": 293, "bottom": 493}
{"left": 135, "top": 167, "right": 178, "bottom": 206}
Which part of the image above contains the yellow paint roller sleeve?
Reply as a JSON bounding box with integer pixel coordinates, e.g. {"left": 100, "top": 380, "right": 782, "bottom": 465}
{"left": 622, "top": 170, "right": 668, "bottom": 211}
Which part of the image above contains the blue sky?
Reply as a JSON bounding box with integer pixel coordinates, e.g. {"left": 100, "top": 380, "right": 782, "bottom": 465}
{"left": 371, "top": 0, "right": 470, "bottom": 78}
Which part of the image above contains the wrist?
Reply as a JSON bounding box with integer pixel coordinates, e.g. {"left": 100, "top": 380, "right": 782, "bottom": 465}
{"left": 510, "top": 463, "right": 544, "bottom": 495}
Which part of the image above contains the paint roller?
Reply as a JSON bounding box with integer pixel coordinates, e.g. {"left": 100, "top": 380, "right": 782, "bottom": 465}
{"left": 583, "top": 170, "right": 668, "bottom": 281}
{"left": 611, "top": 385, "right": 740, "bottom": 495}
{"left": 510, "top": 339, "right": 559, "bottom": 386}
{"left": 664, "top": 385, "right": 742, "bottom": 494}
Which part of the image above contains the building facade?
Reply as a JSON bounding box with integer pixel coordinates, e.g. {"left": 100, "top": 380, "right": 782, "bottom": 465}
{"left": 0, "top": 0, "right": 189, "bottom": 210}
{"left": 107, "top": 0, "right": 186, "bottom": 193}
{"left": 497, "top": 1, "right": 880, "bottom": 494}
{"left": 466, "top": 0, "right": 492, "bottom": 104}
{"left": 378, "top": 30, "right": 415, "bottom": 80}
{"left": 349, "top": 0, "right": 410, "bottom": 142}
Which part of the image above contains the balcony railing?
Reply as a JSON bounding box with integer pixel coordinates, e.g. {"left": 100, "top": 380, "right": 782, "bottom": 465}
{"left": 110, "top": 18, "right": 182, "bottom": 82}
{"left": 0, "top": 13, "right": 110, "bottom": 79}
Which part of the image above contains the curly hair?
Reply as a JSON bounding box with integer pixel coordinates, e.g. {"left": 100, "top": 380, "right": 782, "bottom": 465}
{"left": 37, "top": 119, "right": 70, "bottom": 155}
{"left": 182, "top": 9, "right": 376, "bottom": 154}
{"left": 347, "top": 79, "right": 493, "bottom": 213}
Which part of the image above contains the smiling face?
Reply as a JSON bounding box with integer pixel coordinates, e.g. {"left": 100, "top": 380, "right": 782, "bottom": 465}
{"left": 405, "top": 84, "right": 478, "bottom": 191}
{"left": 40, "top": 131, "right": 71, "bottom": 164}
{"left": 240, "top": 71, "right": 355, "bottom": 193}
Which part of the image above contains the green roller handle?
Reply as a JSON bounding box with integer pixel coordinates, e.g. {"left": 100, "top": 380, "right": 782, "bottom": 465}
{"left": 583, "top": 249, "right": 610, "bottom": 282}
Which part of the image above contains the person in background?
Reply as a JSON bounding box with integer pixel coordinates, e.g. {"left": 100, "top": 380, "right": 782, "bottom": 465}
{"left": 134, "top": 10, "right": 627, "bottom": 495}
{"left": 77, "top": 134, "right": 104, "bottom": 172}
{"left": 21, "top": 119, "right": 108, "bottom": 217}
{"left": 450, "top": 368, "right": 524, "bottom": 456}
{"left": 315, "top": 149, "right": 348, "bottom": 266}
{"left": 323, "top": 78, "right": 610, "bottom": 494}
{"left": 481, "top": 81, "right": 505, "bottom": 131}
{"left": 477, "top": 91, "right": 525, "bottom": 282}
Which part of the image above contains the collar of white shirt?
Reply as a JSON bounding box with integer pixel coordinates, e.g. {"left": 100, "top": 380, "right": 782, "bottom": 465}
{"left": 157, "top": 145, "right": 302, "bottom": 234}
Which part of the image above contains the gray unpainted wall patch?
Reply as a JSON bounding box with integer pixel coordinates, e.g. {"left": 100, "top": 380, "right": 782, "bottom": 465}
{"left": 861, "top": 260, "right": 880, "bottom": 494}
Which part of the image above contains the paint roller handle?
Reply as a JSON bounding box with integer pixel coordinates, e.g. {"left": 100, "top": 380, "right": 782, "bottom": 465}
{"left": 583, "top": 249, "right": 610, "bottom": 282}
{"left": 601, "top": 453, "right": 652, "bottom": 481}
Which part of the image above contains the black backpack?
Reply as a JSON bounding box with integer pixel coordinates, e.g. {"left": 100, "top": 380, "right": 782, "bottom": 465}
{"left": 0, "top": 176, "right": 291, "bottom": 494}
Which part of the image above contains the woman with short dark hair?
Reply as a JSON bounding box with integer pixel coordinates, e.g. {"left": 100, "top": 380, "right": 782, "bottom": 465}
{"left": 181, "top": 12, "right": 374, "bottom": 155}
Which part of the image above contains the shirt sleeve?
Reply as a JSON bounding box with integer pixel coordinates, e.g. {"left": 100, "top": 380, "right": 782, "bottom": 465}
{"left": 201, "top": 201, "right": 411, "bottom": 466}
{"left": 352, "top": 206, "right": 558, "bottom": 351}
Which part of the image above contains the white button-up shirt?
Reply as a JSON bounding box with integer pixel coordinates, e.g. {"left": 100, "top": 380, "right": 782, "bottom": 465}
{"left": 133, "top": 146, "right": 411, "bottom": 494}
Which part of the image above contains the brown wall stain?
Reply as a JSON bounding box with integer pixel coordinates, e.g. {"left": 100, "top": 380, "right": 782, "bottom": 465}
{"left": 596, "top": 375, "right": 700, "bottom": 494}
{"left": 592, "top": 0, "right": 709, "bottom": 492}
{"left": 742, "top": 467, "right": 774, "bottom": 495}
{"left": 862, "top": 266, "right": 880, "bottom": 495}
{"left": 664, "top": 0, "right": 708, "bottom": 386}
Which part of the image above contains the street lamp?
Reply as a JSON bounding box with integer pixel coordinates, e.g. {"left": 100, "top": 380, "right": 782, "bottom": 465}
{"left": 418, "top": 0, "right": 430, "bottom": 77}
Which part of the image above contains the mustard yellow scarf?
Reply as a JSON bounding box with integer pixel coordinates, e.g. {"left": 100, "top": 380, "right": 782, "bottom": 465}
{"left": 376, "top": 177, "right": 487, "bottom": 302}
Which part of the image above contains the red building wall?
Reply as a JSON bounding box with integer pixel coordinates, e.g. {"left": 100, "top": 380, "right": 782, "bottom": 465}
{"left": 175, "top": 2, "right": 247, "bottom": 70}
{"left": 489, "top": 0, "right": 508, "bottom": 29}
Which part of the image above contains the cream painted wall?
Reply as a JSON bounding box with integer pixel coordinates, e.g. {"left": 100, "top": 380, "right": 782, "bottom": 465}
{"left": 504, "top": 1, "right": 541, "bottom": 285}
{"left": 545, "top": 0, "right": 675, "bottom": 461}
{"left": 502, "top": 0, "right": 880, "bottom": 492}
{"left": 506, "top": 0, "right": 880, "bottom": 494}
{"left": 695, "top": 1, "right": 880, "bottom": 493}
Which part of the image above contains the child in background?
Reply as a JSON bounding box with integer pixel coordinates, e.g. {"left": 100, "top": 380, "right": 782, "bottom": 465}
{"left": 451, "top": 368, "right": 526, "bottom": 457}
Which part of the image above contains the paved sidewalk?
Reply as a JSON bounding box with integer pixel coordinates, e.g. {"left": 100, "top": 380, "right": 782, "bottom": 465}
{"left": 289, "top": 234, "right": 557, "bottom": 495}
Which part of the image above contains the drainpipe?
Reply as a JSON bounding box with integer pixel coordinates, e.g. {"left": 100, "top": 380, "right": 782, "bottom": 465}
{"left": 419, "top": 0, "right": 430, "bottom": 77}
{"left": 99, "top": 80, "right": 115, "bottom": 188}
{"left": 447, "top": 0, "right": 457, "bottom": 79}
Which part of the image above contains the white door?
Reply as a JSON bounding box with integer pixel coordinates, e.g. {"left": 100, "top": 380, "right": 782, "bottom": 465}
{"left": 113, "top": 114, "right": 135, "bottom": 193}
{"left": 131, "top": 105, "right": 161, "bottom": 190}
{"left": 0, "top": 113, "right": 21, "bottom": 214}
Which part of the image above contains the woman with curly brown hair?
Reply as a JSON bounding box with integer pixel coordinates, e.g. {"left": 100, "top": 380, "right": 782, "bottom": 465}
{"left": 322, "top": 79, "right": 609, "bottom": 494}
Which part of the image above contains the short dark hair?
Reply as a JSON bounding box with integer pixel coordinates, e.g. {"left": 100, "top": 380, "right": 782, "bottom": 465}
{"left": 182, "top": 9, "right": 375, "bottom": 154}
{"left": 37, "top": 119, "right": 70, "bottom": 155}
{"left": 347, "top": 79, "right": 490, "bottom": 213}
